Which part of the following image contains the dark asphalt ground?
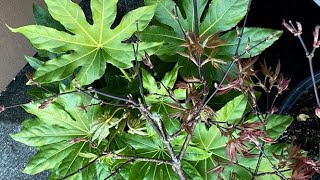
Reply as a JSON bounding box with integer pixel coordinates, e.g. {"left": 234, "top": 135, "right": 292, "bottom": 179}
{"left": 0, "top": 65, "right": 49, "bottom": 179}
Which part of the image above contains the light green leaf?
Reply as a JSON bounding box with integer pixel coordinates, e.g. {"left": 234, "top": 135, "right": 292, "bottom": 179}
{"left": 142, "top": 64, "right": 185, "bottom": 135}
{"left": 191, "top": 123, "right": 228, "bottom": 179}
{"left": 123, "top": 133, "right": 160, "bottom": 150}
{"left": 11, "top": 125, "right": 82, "bottom": 146}
{"left": 143, "top": 0, "right": 250, "bottom": 56}
{"left": 159, "top": 64, "right": 180, "bottom": 94}
{"left": 23, "top": 102, "right": 89, "bottom": 133}
{"left": 91, "top": 116, "right": 121, "bottom": 145}
{"left": 23, "top": 142, "right": 76, "bottom": 175}
{"left": 10, "top": 0, "right": 161, "bottom": 86}
{"left": 53, "top": 143, "right": 95, "bottom": 179}
{"left": 179, "top": 146, "right": 212, "bottom": 161}
{"left": 129, "top": 155, "right": 177, "bottom": 180}
{"left": 145, "top": 0, "right": 208, "bottom": 34}
{"left": 200, "top": 0, "right": 249, "bottom": 36}
{"left": 248, "top": 114, "right": 293, "bottom": 140}
{"left": 21, "top": 118, "right": 44, "bottom": 129}
{"left": 13, "top": 93, "right": 104, "bottom": 177}
{"left": 23, "top": 93, "right": 94, "bottom": 134}
{"left": 266, "top": 115, "right": 293, "bottom": 139}
{"left": 182, "top": 161, "right": 203, "bottom": 180}
{"left": 217, "top": 28, "right": 283, "bottom": 59}
{"left": 96, "top": 161, "right": 111, "bottom": 180}
{"left": 192, "top": 123, "right": 228, "bottom": 156}
{"left": 142, "top": 64, "right": 180, "bottom": 95}
{"left": 142, "top": 68, "right": 158, "bottom": 94}
{"left": 127, "top": 147, "right": 203, "bottom": 180}
{"left": 79, "top": 152, "right": 98, "bottom": 159}
{"left": 24, "top": 56, "right": 44, "bottom": 69}
{"left": 214, "top": 94, "right": 247, "bottom": 124}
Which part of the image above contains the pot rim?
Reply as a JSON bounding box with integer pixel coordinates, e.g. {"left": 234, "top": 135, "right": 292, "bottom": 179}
{"left": 279, "top": 71, "right": 320, "bottom": 114}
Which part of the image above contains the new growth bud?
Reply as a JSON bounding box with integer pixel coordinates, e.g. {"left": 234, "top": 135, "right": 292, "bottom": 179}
{"left": 315, "top": 107, "right": 320, "bottom": 118}
{"left": 313, "top": 25, "right": 320, "bottom": 48}
{"left": 282, "top": 20, "right": 302, "bottom": 36}
{"left": 0, "top": 105, "right": 5, "bottom": 113}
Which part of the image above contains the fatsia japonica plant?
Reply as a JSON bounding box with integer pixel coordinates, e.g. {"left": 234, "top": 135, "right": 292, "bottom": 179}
{"left": 1, "top": 0, "right": 320, "bottom": 179}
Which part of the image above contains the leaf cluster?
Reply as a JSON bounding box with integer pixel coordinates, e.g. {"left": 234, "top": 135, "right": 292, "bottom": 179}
{"left": 6, "top": 0, "right": 306, "bottom": 179}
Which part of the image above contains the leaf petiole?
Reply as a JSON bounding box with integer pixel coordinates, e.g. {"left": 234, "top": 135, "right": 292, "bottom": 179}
{"left": 119, "top": 68, "right": 132, "bottom": 82}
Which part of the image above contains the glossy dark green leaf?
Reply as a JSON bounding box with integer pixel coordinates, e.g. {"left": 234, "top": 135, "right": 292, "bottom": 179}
{"left": 143, "top": 0, "right": 249, "bottom": 55}
{"left": 33, "top": 3, "right": 65, "bottom": 31}
{"left": 217, "top": 28, "right": 283, "bottom": 59}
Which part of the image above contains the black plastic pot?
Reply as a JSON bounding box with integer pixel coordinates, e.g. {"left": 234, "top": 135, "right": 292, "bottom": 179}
{"left": 279, "top": 71, "right": 320, "bottom": 115}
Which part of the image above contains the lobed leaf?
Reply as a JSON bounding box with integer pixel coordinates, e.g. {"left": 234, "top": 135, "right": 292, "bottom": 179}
{"left": 10, "top": 0, "right": 162, "bottom": 86}
{"left": 23, "top": 142, "right": 77, "bottom": 175}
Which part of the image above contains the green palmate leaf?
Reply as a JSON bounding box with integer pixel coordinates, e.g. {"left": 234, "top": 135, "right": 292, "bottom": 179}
{"left": 123, "top": 133, "right": 161, "bottom": 150}
{"left": 95, "top": 159, "right": 131, "bottom": 180}
{"left": 23, "top": 142, "right": 77, "bottom": 175}
{"left": 190, "top": 123, "right": 278, "bottom": 179}
{"left": 90, "top": 111, "right": 122, "bottom": 145}
{"left": 191, "top": 123, "right": 229, "bottom": 179}
{"left": 200, "top": 0, "right": 249, "bottom": 36}
{"left": 191, "top": 123, "right": 228, "bottom": 154}
{"left": 139, "top": 25, "right": 185, "bottom": 57}
{"left": 143, "top": 64, "right": 184, "bottom": 134}
{"left": 123, "top": 133, "right": 202, "bottom": 180}
{"left": 95, "top": 161, "right": 111, "bottom": 180}
{"left": 142, "top": 63, "right": 181, "bottom": 95}
{"left": 142, "top": 0, "right": 282, "bottom": 81}
{"left": 11, "top": 92, "right": 104, "bottom": 178}
{"left": 123, "top": 133, "right": 177, "bottom": 180}
{"left": 217, "top": 28, "right": 283, "bottom": 59}
{"left": 142, "top": 0, "right": 249, "bottom": 55}
{"left": 51, "top": 143, "right": 95, "bottom": 180}
{"left": 10, "top": 0, "right": 161, "bottom": 86}
{"left": 21, "top": 118, "right": 44, "bottom": 129}
{"left": 214, "top": 94, "right": 247, "bottom": 124}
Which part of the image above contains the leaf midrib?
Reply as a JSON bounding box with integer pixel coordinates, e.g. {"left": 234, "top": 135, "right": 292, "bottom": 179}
{"left": 27, "top": 29, "right": 96, "bottom": 48}
{"left": 57, "top": 0, "right": 98, "bottom": 45}
{"left": 200, "top": 0, "right": 238, "bottom": 36}
{"left": 62, "top": 143, "right": 86, "bottom": 177}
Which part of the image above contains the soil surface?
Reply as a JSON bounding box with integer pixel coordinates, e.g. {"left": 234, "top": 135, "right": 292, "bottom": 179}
{"left": 279, "top": 87, "right": 320, "bottom": 157}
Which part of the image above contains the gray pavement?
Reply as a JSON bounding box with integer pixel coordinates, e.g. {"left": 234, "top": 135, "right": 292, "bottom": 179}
{"left": 0, "top": 65, "right": 49, "bottom": 179}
